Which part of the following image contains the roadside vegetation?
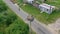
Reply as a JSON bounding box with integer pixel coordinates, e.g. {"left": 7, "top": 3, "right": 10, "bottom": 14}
{"left": 16, "top": 0, "right": 60, "bottom": 25}
{"left": 0, "top": 0, "right": 29, "bottom": 34}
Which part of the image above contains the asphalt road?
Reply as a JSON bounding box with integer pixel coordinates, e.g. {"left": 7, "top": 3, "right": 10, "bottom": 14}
{"left": 3, "top": 0, "right": 53, "bottom": 34}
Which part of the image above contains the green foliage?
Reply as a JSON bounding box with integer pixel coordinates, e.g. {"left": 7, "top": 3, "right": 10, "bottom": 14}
{"left": 0, "top": 0, "right": 7, "bottom": 12}
{"left": 0, "top": 9, "right": 17, "bottom": 26}
{"left": 5, "top": 19, "right": 29, "bottom": 34}
{"left": 0, "top": 32, "right": 4, "bottom": 34}
{"left": 5, "top": 9, "right": 17, "bottom": 26}
{"left": 0, "top": 8, "right": 17, "bottom": 34}
{"left": 0, "top": 0, "right": 29, "bottom": 34}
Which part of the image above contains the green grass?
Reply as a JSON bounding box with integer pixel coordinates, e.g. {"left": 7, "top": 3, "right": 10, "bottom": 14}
{"left": 46, "top": 0, "right": 60, "bottom": 7}
{"left": 37, "top": 0, "right": 60, "bottom": 7}
{"left": 16, "top": 0, "right": 60, "bottom": 25}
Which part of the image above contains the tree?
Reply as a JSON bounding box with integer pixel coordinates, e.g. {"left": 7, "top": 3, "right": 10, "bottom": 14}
{"left": 5, "top": 12, "right": 17, "bottom": 26}
{"left": 5, "top": 19, "right": 29, "bottom": 34}
{"left": 0, "top": 0, "right": 7, "bottom": 12}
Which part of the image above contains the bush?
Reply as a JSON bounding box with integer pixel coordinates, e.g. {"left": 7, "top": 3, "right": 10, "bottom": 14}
{"left": 0, "top": 0, "right": 7, "bottom": 12}
{"left": 5, "top": 19, "right": 29, "bottom": 34}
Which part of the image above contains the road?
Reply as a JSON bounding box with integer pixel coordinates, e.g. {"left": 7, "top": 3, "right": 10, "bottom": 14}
{"left": 3, "top": 0, "right": 53, "bottom": 34}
